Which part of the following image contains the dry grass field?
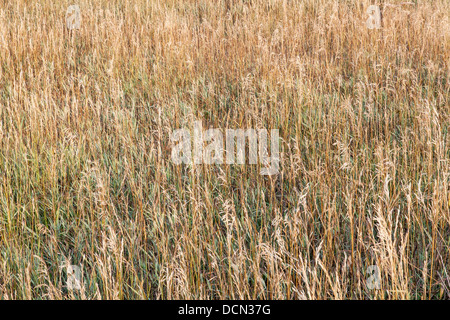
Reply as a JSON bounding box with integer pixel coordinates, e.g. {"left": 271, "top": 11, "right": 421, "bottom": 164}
{"left": 0, "top": 0, "right": 449, "bottom": 299}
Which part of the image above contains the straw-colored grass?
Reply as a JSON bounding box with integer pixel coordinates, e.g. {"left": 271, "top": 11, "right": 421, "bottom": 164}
{"left": 0, "top": 0, "right": 448, "bottom": 299}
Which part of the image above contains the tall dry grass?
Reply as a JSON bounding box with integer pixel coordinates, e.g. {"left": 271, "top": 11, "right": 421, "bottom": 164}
{"left": 0, "top": 0, "right": 448, "bottom": 299}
